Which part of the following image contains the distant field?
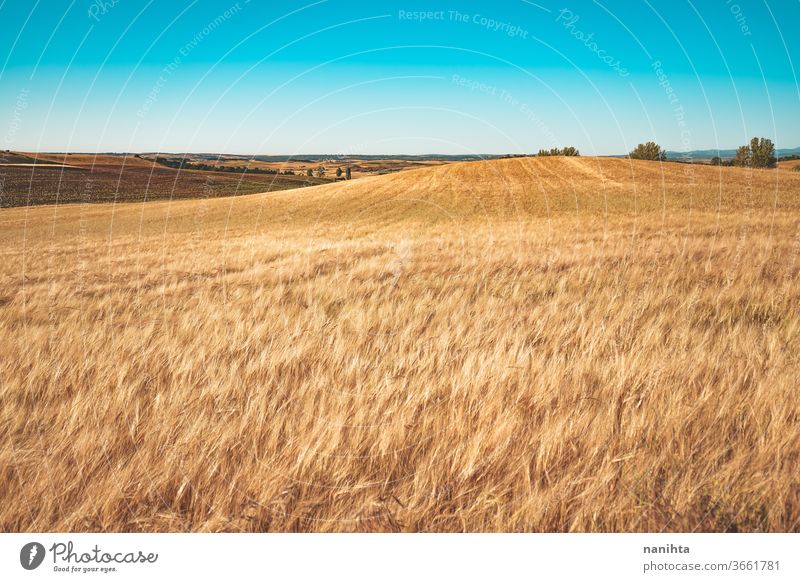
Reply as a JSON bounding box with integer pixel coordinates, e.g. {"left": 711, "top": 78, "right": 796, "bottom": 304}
{"left": 138, "top": 153, "right": 453, "bottom": 179}
{"left": 0, "top": 151, "right": 36, "bottom": 164}
{"left": 2, "top": 157, "right": 799, "bottom": 532}
{"left": 207, "top": 158, "right": 447, "bottom": 179}
{"left": 778, "top": 159, "right": 800, "bottom": 171}
{"left": 0, "top": 151, "right": 64, "bottom": 165}
{"left": 0, "top": 153, "right": 330, "bottom": 207}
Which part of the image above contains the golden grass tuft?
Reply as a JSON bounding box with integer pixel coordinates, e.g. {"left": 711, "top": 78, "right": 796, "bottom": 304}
{"left": 1, "top": 157, "right": 799, "bottom": 531}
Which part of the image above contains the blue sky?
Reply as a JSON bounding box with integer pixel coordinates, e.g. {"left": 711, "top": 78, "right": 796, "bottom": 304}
{"left": 1, "top": 0, "right": 798, "bottom": 155}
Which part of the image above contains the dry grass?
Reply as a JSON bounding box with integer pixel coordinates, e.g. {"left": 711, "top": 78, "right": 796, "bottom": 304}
{"left": 1, "top": 156, "right": 799, "bottom": 532}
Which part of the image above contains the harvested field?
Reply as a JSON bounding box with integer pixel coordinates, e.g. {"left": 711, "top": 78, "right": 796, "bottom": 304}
{"left": 0, "top": 153, "right": 329, "bottom": 208}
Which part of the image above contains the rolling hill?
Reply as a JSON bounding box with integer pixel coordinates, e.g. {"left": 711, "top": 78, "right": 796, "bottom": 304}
{"left": 6, "top": 156, "right": 799, "bottom": 237}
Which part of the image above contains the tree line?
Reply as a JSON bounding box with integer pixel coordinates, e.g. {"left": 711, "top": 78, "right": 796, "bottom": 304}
{"left": 537, "top": 147, "right": 579, "bottom": 156}
{"left": 627, "top": 137, "right": 777, "bottom": 168}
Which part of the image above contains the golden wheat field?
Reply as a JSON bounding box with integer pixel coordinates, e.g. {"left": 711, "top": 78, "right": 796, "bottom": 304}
{"left": 2, "top": 156, "right": 800, "bottom": 532}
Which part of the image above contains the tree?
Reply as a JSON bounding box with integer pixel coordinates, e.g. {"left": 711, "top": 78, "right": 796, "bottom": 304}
{"left": 306, "top": 168, "right": 313, "bottom": 177}
{"left": 629, "top": 142, "right": 667, "bottom": 161}
{"left": 733, "top": 138, "right": 777, "bottom": 169}
{"left": 315, "top": 166, "right": 326, "bottom": 178}
{"left": 733, "top": 145, "right": 751, "bottom": 167}
{"left": 336, "top": 167, "right": 343, "bottom": 178}
{"left": 537, "top": 147, "right": 579, "bottom": 157}
{"left": 750, "top": 137, "right": 776, "bottom": 168}
{"left": 710, "top": 156, "right": 722, "bottom": 166}
{"left": 345, "top": 167, "right": 352, "bottom": 180}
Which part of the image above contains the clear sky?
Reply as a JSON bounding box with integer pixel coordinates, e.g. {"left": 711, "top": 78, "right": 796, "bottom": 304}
{"left": 1, "top": 0, "right": 798, "bottom": 155}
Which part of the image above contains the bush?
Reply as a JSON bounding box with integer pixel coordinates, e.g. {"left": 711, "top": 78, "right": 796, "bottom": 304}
{"left": 629, "top": 142, "right": 667, "bottom": 161}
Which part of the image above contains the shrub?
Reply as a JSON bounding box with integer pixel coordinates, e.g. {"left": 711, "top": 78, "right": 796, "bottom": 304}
{"left": 629, "top": 142, "right": 667, "bottom": 161}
